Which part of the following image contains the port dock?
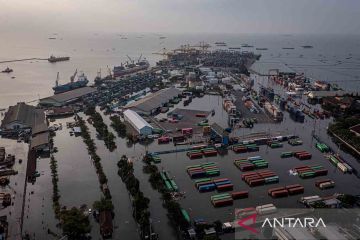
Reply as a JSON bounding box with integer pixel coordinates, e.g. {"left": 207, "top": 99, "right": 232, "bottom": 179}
{"left": 0, "top": 58, "right": 47, "bottom": 64}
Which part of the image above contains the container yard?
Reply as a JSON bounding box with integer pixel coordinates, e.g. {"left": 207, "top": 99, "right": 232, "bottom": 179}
{"left": 1, "top": 43, "right": 359, "bottom": 240}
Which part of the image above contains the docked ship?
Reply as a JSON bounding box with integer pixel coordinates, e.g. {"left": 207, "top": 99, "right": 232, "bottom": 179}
{"left": 113, "top": 56, "right": 149, "bottom": 78}
{"left": 48, "top": 55, "right": 70, "bottom": 63}
{"left": 1, "top": 67, "right": 13, "bottom": 73}
{"left": 256, "top": 48, "right": 268, "bottom": 50}
{"left": 94, "top": 67, "right": 113, "bottom": 85}
{"left": 241, "top": 44, "right": 254, "bottom": 48}
{"left": 53, "top": 70, "right": 89, "bottom": 94}
{"left": 215, "top": 42, "right": 227, "bottom": 46}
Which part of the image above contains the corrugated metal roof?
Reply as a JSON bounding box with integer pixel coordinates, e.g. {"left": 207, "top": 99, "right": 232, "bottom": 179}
{"left": 30, "top": 132, "right": 49, "bottom": 149}
{"left": 125, "top": 87, "right": 182, "bottom": 113}
{"left": 1, "top": 102, "right": 45, "bottom": 129}
{"left": 250, "top": 61, "right": 295, "bottom": 75}
{"left": 123, "top": 109, "right": 153, "bottom": 130}
{"left": 40, "top": 87, "right": 97, "bottom": 103}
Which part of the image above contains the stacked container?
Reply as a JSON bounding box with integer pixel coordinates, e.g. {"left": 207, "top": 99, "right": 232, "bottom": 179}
{"left": 268, "top": 184, "right": 304, "bottom": 198}
{"left": 187, "top": 162, "right": 220, "bottom": 179}
{"left": 315, "top": 143, "right": 330, "bottom": 153}
{"left": 211, "top": 193, "right": 233, "bottom": 207}
{"left": 288, "top": 138, "right": 303, "bottom": 146}
{"left": 280, "top": 151, "right": 293, "bottom": 158}
{"left": 294, "top": 165, "right": 328, "bottom": 179}
{"left": 315, "top": 179, "right": 335, "bottom": 189}
{"left": 294, "top": 151, "right": 312, "bottom": 160}
{"left": 241, "top": 170, "right": 279, "bottom": 187}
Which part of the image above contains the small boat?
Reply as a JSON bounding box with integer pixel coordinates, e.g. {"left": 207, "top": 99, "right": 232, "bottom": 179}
{"left": 1, "top": 67, "right": 13, "bottom": 73}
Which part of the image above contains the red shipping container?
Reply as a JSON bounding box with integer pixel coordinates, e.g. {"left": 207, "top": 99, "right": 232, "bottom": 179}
{"left": 271, "top": 190, "right": 289, "bottom": 198}
{"left": 231, "top": 191, "right": 249, "bottom": 199}
{"left": 288, "top": 186, "right": 304, "bottom": 195}
{"left": 268, "top": 187, "right": 286, "bottom": 195}
{"left": 217, "top": 184, "right": 234, "bottom": 192}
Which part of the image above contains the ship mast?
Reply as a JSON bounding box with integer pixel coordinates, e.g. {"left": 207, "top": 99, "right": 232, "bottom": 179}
{"left": 55, "top": 72, "right": 59, "bottom": 87}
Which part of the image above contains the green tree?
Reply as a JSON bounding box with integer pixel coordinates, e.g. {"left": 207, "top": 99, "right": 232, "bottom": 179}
{"left": 60, "top": 207, "right": 91, "bottom": 239}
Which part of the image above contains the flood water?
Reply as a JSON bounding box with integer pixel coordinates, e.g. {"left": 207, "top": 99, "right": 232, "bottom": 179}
{"left": 20, "top": 92, "right": 360, "bottom": 239}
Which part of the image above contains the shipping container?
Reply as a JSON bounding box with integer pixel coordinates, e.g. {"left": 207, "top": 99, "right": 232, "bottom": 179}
{"left": 271, "top": 190, "right": 289, "bottom": 198}
{"left": 231, "top": 191, "right": 249, "bottom": 199}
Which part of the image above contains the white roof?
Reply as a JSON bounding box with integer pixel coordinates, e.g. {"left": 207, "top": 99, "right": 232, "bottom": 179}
{"left": 123, "top": 109, "right": 153, "bottom": 130}
{"left": 73, "top": 127, "right": 81, "bottom": 133}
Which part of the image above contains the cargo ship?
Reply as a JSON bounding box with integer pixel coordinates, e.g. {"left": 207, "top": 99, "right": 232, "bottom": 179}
{"left": 53, "top": 70, "right": 89, "bottom": 94}
{"left": 94, "top": 68, "right": 113, "bottom": 85}
{"left": 113, "top": 56, "right": 149, "bottom": 78}
{"left": 48, "top": 55, "right": 70, "bottom": 63}
{"left": 282, "top": 47, "right": 295, "bottom": 49}
{"left": 301, "top": 45, "right": 313, "bottom": 49}
{"left": 215, "top": 42, "right": 227, "bottom": 47}
{"left": 1, "top": 67, "right": 13, "bottom": 73}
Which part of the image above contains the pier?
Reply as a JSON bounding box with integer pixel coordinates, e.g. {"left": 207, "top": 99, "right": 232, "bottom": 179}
{"left": 0, "top": 58, "right": 47, "bottom": 64}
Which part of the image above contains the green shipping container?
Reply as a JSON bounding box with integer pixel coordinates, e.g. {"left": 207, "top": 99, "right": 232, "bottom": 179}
{"left": 181, "top": 209, "right": 191, "bottom": 223}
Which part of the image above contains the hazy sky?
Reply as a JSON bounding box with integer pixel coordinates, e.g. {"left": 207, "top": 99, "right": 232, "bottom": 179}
{"left": 1, "top": 0, "right": 359, "bottom": 34}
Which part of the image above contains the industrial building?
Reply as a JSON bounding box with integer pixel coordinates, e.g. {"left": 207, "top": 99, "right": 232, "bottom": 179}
{"left": 124, "top": 87, "right": 182, "bottom": 115}
{"left": 123, "top": 109, "right": 153, "bottom": 136}
{"left": 0, "top": 102, "right": 46, "bottom": 131}
{"left": 249, "top": 62, "right": 296, "bottom": 76}
{"left": 39, "top": 87, "right": 97, "bottom": 107}
{"left": 30, "top": 132, "right": 50, "bottom": 152}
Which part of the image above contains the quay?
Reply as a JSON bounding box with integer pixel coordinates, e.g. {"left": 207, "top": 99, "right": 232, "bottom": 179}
{"left": 0, "top": 58, "right": 47, "bottom": 64}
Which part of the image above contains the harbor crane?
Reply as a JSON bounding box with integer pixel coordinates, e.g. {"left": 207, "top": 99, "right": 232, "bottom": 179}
{"left": 190, "top": 41, "right": 211, "bottom": 52}
{"left": 138, "top": 54, "right": 143, "bottom": 62}
{"left": 70, "top": 69, "right": 78, "bottom": 82}
{"left": 152, "top": 47, "right": 172, "bottom": 57}
{"left": 126, "top": 55, "right": 134, "bottom": 64}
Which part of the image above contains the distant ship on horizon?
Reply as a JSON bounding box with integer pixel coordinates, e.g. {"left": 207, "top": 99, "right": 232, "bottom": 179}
{"left": 53, "top": 70, "right": 89, "bottom": 94}
{"left": 48, "top": 55, "right": 70, "bottom": 63}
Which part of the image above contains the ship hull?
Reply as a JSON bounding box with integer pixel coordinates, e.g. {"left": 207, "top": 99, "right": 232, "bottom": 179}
{"left": 113, "top": 62, "right": 149, "bottom": 78}
{"left": 53, "top": 81, "right": 88, "bottom": 94}
{"left": 48, "top": 57, "right": 70, "bottom": 63}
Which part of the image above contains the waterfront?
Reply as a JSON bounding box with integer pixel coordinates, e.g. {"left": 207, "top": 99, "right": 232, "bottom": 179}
{"left": 0, "top": 32, "right": 359, "bottom": 240}
{"left": 1, "top": 33, "right": 360, "bottom": 108}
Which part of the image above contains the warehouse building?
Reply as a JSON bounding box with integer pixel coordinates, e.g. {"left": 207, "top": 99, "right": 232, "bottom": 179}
{"left": 1, "top": 102, "right": 46, "bottom": 131}
{"left": 39, "top": 87, "right": 97, "bottom": 107}
{"left": 124, "top": 87, "right": 182, "bottom": 115}
{"left": 30, "top": 132, "right": 50, "bottom": 152}
{"left": 123, "top": 109, "right": 153, "bottom": 136}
